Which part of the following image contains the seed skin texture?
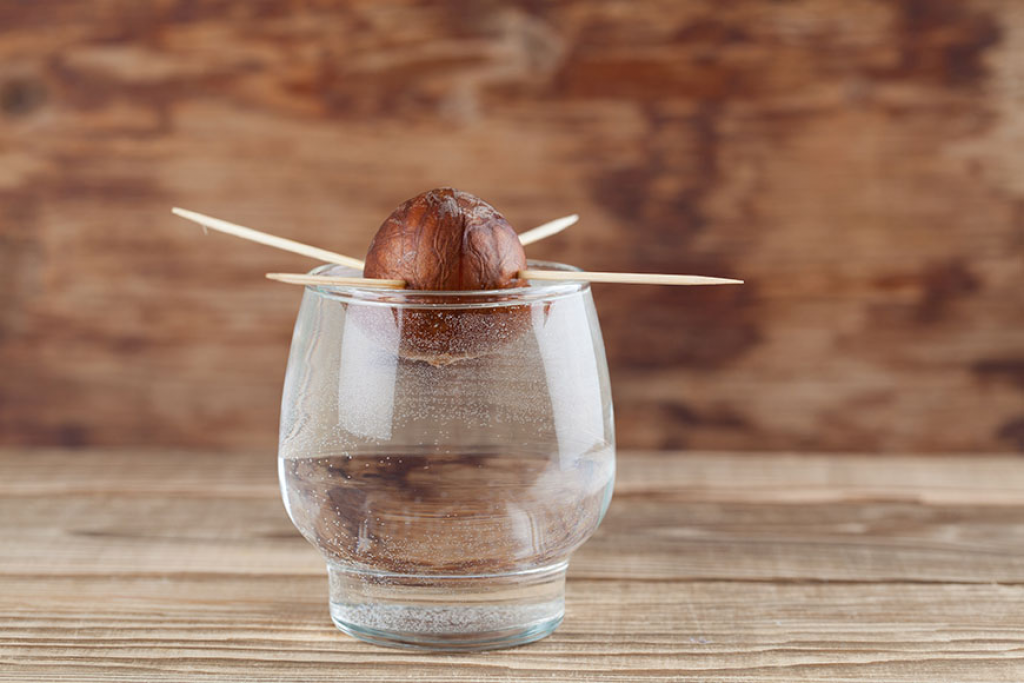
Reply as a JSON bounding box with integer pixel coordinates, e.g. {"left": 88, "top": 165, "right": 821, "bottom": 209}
{"left": 364, "top": 188, "right": 527, "bottom": 291}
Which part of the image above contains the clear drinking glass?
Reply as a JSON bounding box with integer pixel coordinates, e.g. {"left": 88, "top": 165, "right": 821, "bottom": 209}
{"left": 278, "top": 261, "right": 615, "bottom": 651}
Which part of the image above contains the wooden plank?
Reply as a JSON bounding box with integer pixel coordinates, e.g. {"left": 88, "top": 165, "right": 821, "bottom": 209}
{"left": 2, "top": 450, "right": 1023, "bottom": 583}
{"left": 1, "top": 449, "right": 1024, "bottom": 679}
{"left": 4, "top": 449, "right": 1022, "bottom": 504}
{"left": 2, "top": 577, "right": 1023, "bottom": 682}
{"left": 4, "top": 489, "right": 1024, "bottom": 584}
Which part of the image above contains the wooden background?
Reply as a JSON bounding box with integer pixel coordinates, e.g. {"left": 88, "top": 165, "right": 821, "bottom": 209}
{"left": 1, "top": 0, "right": 1021, "bottom": 453}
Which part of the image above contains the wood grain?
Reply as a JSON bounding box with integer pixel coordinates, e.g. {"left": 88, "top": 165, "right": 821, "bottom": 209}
{"left": 2, "top": 448, "right": 1023, "bottom": 681}
{"left": 0, "top": 1, "right": 1022, "bottom": 454}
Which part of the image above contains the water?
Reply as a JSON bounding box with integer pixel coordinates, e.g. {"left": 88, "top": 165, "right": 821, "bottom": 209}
{"left": 280, "top": 446, "right": 614, "bottom": 574}
{"left": 279, "top": 446, "right": 614, "bottom": 648}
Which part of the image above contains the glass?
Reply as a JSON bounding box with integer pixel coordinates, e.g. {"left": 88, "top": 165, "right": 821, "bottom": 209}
{"left": 277, "top": 261, "right": 615, "bottom": 651}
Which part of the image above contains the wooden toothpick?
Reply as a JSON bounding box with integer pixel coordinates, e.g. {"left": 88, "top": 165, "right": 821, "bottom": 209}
{"left": 174, "top": 207, "right": 743, "bottom": 289}
{"left": 171, "top": 208, "right": 367, "bottom": 269}
{"left": 517, "top": 214, "right": 578, "bottom": 246}
{"left": 266, "top": 273, "right": 405, "bottom": 288}
{"left": 173, "top": 209, "right": 576, "bottom": 270}
{"left": 518, "top": 269, "right": 743, "bottom": 286}
{"left": 265, "top": 270, "right": 742, "bottom": 289}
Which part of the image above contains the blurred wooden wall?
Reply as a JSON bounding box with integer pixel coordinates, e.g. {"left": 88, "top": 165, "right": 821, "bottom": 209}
{"left": 1, "top": 0, "right": 1022, "bottom": 453}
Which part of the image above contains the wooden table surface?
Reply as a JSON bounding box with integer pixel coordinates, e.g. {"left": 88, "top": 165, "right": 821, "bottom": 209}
{"left": 2, "top": 449, "right": 1023, "bottom": 682}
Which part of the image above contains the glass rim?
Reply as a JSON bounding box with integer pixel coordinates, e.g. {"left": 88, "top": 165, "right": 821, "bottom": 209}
{"left": 303, "top": 260, "right": 590, "bottom": 309}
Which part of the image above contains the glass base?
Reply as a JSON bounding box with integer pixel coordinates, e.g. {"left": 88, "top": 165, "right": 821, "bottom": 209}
{"left": 326, "top": 561, "right": 567, "bottom": 651}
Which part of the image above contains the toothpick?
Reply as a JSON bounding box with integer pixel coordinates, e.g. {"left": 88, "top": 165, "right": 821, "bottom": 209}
{"left": 172, "top": 208, "right": 366, "bottom": 269}
{"left": 517, "top": 214, "right": 578, "bottom": 246}
{"left": 519, "top": 270, "right": 743, "bottom": 286}
{"left": 264, "top": 270, "right": 743, "bottom": 289}
{"left": 173, "top": 208, "right": 577, "bottom": 272}
{"left": 266, "top": 273, "right": 405, "bottom": 288}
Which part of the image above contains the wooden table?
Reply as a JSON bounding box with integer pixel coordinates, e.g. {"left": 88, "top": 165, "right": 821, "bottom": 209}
{"left": 2, "top": 450, "right": 1022, "bottom": 682}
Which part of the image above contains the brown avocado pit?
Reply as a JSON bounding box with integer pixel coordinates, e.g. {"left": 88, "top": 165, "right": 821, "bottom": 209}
{"left": 358, "top": 188, "right": 532, "bottom": 365}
